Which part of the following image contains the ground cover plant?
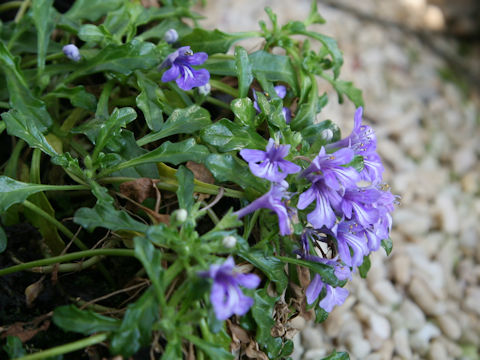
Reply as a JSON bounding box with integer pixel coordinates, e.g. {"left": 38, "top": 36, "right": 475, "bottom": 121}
{"left": 0, "top": 0, "right": 396, "bottom": 358}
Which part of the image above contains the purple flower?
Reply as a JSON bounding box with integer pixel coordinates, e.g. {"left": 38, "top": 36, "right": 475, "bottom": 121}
{"left": 337, "top": 187, "right": 381, "bottom": 228}
{"left": 253, "top": 85, "right": 291, "bottom": 123}
{"left": 63, "top": 44, "right": 81, "bottom": 62}
{"left": 303, "top": 147, "right": 360, "bottom": 192}
{"left": 235, "top": 182, "right": 293, "bottom": 235}
{"left": 297, "top": 178, "right": 342, "bottom": 229}
{"left": 239, "top": 138, "right": 301, "bottom": 182}
{"left": 199, "top": 257, "right": 260, "bottom": 320}
{"left": 164, "top": 29, "right": 178, "bottom": 44}
{"left": 306, "top": 275, "right": 349, "bottom": 311}
{"left": 327, "top": 107, "right": 377, "bottom": 154}
{"left": 161, "top": 46, "right": 210, "bottom": 91}
{"left": 361, "top": 152, "right": 384, "bottom": 184}
{"left": 334, "top": 220, "right": 369, "bottom": 268}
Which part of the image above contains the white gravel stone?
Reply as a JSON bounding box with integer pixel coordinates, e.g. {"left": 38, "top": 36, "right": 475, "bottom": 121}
{"left": 408, "top": 276, "right": 445, "bottom": 316}
{"left": 303, "top": 349, "right": 328, "bottom": 360}
{"left": 428, "top": 339, "right": 449, "bottom": 360}
{"left": 370, "top": 280, "right": 402, "bottom": 306}
{"left": 392, "top": 253, "right": 411, "bottom": 285}
{"left": 463, "top": 287, "right": 480, "bottom": 316}
{"left": 393, "top": 328, "right": 412, "bottom": 359}
{"left": 410, "top": 322, "right": 441, "bottom": 354}
{"left": 399, "top": 299, "right": 426, "bottom": 331}
{"left": 301, "top": 326, "right": 324, "bottom": 350}
{"left": 436, "top": 314, "right": 462, "bottom": 340}
{"left": 347, "top": 335, "right": 372, "bottom": 359}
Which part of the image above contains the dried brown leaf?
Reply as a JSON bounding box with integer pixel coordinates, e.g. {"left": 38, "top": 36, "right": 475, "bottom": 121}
{"left": 25, "top": 276, "right": 45, "bottom": 308}
{"left": 297, "top": 265, "right": 310, "bottom": 288}
{"left": 245, "top": 341, "right": 269, "bottom": 360}
{"left": 186, "top": 161, "right": 215, "bottom": 184}
{"left": 2, "top": 320, "right": 50, "bottom": 342}
{"left": 119, "top": 178, "right": 159, "bottom": 205}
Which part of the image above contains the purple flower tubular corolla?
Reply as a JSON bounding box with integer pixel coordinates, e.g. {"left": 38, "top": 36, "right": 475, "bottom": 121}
{"left": 198, "top": 257, "right": 260, "bottom": 320}
{"left": 306, "top": 274, "right": 349, "bottom": 311}
{"left": 239, "top": 139, "right": 301, "bottom": 182}
{"left": 337, "top": 187, "right": 381, "bottom": 228}
{"left": 303, "top": 147, "right": 360, "bottom": 193}
{"left": 161, "top": 46, "right": 210, "bottom": 91}
{"left": 235, "top": 182, "right": 293, "bottom": 235}
{"left": 297, "top": 178, "right": 342, "bottom": 229}
{"left": 63, "top": 44, "right": 81, "bottom": 62}
{"left": 253, "top": 85, "right": 291, "bottom": 123}
{"left": 334, "top": 220, "right": 369, "bottom": 268}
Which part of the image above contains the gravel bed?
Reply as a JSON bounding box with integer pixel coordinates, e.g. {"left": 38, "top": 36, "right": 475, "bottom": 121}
{"left": 197, "top": 1, "right": 480, "bottom": 359}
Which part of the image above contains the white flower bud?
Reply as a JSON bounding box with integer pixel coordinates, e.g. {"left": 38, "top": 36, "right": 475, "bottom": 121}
{"left": 198, "top": 82, "right": 211, "bottom": 96}
{"left": 321, "top": 128, "right": 334, "bottom": 141}
{"left": 175, "top": 209, "right": 188, "bottom": 223}
{"left": 222, "top": 235, "right": 237, "bottom": 249}
{"left": 63, "top": 44, "right": 81, "bottom": 62}
{"left": 164, "top": 29, "right": 178, "bottom": 44}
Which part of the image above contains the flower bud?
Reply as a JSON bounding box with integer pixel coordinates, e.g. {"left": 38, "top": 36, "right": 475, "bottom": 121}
{"left": 62, "top": 44, "right": 81, "bottom": 62}
{"left": 164, "top": 29, "right": 178, "bottom": 44}
{"left": 174, "top": 208, "right": 188, "bottom": 223}
{"left": 222, "top": 235, "right": 237, "bottom": 249}
{"left": 321, "top": 128, "right": 334, "bottom": 141}
{"left": 198, "top": 82, "right": 211, "bottom": 96}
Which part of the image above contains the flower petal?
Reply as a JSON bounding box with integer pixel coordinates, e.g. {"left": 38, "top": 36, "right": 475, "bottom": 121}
{"left": 306, "top": 274, "right": 324, "bottom": 305}
{"left": 161, "top": 65, "right": 180, "bottom": 82}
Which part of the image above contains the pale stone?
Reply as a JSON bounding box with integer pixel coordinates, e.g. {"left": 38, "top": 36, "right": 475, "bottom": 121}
{"left": 436, "top": 314, "right": 462, "bottom": 340}
{"left": 410, "top": 322, "right": 441, "bottom": 354}
{"left": 408, "top": 276, "right": 445, "bottom": 316}
{"left": 463, "top": 287, "right": 480, "bottom": 316}
{"left": 301, "top": 326, "right": 324, "bottom": 350}
{"left": 393, "top": 328, "right": 412, "bottom": 359}
{"left": 393, "top": 208, "right": 431, "bottom": 236}
{"left": 371, "top": 280, "right": 402, "bottom": 306}
{"left": 303, "top": 348, "right": 328, "bottom": 360}
{"left": 347, "top": 335, "right": 372, "bottom": 359}
{"left": 434, "top": 192, "right": 459, "bottom": 234}
{"left": 399, "top": 299, "right": 426, "bottom": 331}
{"left": 392, "top": 253, "right": 411, "bottom": 285}
{"left": 428, "top": 339, "right": 449, "bottom": 360}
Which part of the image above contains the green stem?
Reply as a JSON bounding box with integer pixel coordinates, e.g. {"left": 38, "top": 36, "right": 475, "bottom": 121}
{"left": 22, "top": 200, "right": 89, "bottom": 251}
{"left": 22, "top": 51, "right": 64, "bottom": 68}
{"left": 164, "top": 259, "right": 184, "bottom": 287}
{"left": 0, "top": 1, "right": 22, "bottom": 12}
{"left": 0, "top": 121, "right": 5, "bottom": 135}
{"left": 60, "top": 108, "right": 89, "bottom": 133}
{"left": 14, "top": 0, "right": 30, "bottom": 23}
{"left": 209, "top": 79, "right": 239, "bottom": 98}
{"left": 205, "top": 95, "right": 230, "bottom": 110}
{"left": 243, "top": 210, "right": 259, "bottom": 239}
{"left": 0, "top": 249, "right": 134, "bottom": 277}
{"left": 0, "top": 101, "right": 10, "bottom": 109}
{"left": 28, "top": 255, "right": 102, "bottom": 274}
{"left": 14, "top": 333, "right": 108, "bottom": 360}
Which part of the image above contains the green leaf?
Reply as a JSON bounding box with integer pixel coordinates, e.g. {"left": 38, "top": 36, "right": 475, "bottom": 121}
{"left": 32, "top": 0, "right": 56, "bottom": 76}
{"left": 345, "top": 155, "right": 364, "bottom": 172}
{"left": 68, "top": 40, "right": 159, "bottom": 79}
{"left": 108, "top": 138, "right": 209, "bottom": 175}
{"left": 186, "top": 335, "right": 234, "bottom": 360}
{"left": 234, "top": 46, "right": 253, "bottom": 98}
{"left": 94, "top": 107, "right": 137, "bottom": 157}
{"left": 303, "top": 31, "right": 343, "bottom": 79}
{"left": 381, "top": 238, "right": 393, "bottom": 256}
{"left": 231, "top": 98, "right": 256, "bottom": 127}
{"left": 134, "top": 237, "right": 164, "bottom": 302}
{"left": 78, "top": 24, "right": 109, "bottom": 44}
{"left": 358, "top": 255, "right": 371, "bottom": 278}
{"left": 176, "top": 166, "right": 194, "bottom": 211}
{"left": 65, "top": 0, "right": 123, "bottom": 22}
{"left": 181, "top": 28, "right": 240, "bottom": 54}
{"left": 239, "top": 249, "right": 288, "bottom": 293}
{"left": 326, "top": 77, "right": 364, "bottom": 107}
{"left": 3, "top": 336, "right": 27, "bottom": 358}
{"left": 205, "top": 154, "right": 264, "bottom": 190}
{"left": 315, "top": 307, "right": 329, "bottom": 323}
{"left": 136, "top": 71, "right": 164, "bottom": 131}
{"left": 0, "top": 226, "right": 6, "bottom": 253}
{"left": 53, "top": 305, "right": 120, "bottom": 335}
{"left": 321, "top": 350, "right": 350, "bottom": 360}
{"left": 50, "top": 85, "right": 97, "bottom": 111}
{"left": 74, "top": 202, "right": 148, "bottom": 233}
{"left": 1, "top": 110, "right": 57, "bottom": 157}
{"left": 0, "top": 42, "right": 52, "bottom": 130}
{"left": 110, "top": 287, "right": 159, "bottom": 357}
{"left": 137, "top": 105, "right": 210, "bottom": 146}
{"left": 277, "top": 256, "right": 342, "bottom": 287}
{"left": 307, "top": 0, "right": 326, "bottom": 25}
{"left": 290, "top": 79, "right": 320, "bottom": 131}
{"left": 0, "top": 176, "right": 64, "bottom": 212}
{"left": 301, "top": 118, "right": 341, "bottom": 150}
{"left": 249, "top": 51, "right": 299, "bottom": 94}
{"left": 200, "top": 118, "right": 267, "bottom": 152}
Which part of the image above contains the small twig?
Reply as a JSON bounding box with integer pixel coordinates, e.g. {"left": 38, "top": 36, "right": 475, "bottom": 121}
{"left": 79, "top": 281, "right": 149, "bottom": 310}
{"left": 199, "top": 187, "right": 224, "bottom": 212}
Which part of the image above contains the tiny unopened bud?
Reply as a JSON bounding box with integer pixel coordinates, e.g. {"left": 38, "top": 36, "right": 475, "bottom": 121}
{"left": 222, "top": 235, "right": 237, "bottom": 248}
{"left": 198, "top": 82, "right": 211, "bottom": 96}
{"left": 164, "top": 29, "right": 178, "bottom": 44}
{"left": 321, "top": 128, "right": 333, "bottom": 141}
{"left": 175, "top": 209, "right": 188, "bottom": 223}
{"left": 63, "top": 44, "right": 81, "bottom": 62}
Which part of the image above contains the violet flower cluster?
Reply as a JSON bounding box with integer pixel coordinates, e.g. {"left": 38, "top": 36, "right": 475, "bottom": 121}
{"left": 236, "top": 107, "right": 395, "bottom": 314}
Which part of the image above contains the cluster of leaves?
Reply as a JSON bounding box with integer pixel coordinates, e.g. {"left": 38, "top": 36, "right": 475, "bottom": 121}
{"left": 0, "top": 0, "right": 371, "bottom": 359}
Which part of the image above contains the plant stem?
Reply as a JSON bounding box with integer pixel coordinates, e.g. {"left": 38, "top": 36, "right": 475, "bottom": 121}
{"left": 22, "top": 200, "right": 88, "bottom": 251}
{"left": 14, "top": 0, "right": 30, "bottom": 23}
{"left": 205, "top": 95, "right": 230, "bottom": 110}
{"left": 0, "top": 249, "right": 134, "bottom": 276}
{"left": 0, "top": 101, "right": 9, "bottom": 109}
{"left": 14, "top": 333, "right": 108, "bottom": 360}
{"left": 209, "top": 79, "right": 239, "bottom": 98}
{"left": 0, "top": 1, "right": 22, "bottom": 12}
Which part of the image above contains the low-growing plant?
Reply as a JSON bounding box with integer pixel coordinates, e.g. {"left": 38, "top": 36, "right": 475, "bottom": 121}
{"left": 0, "top": 0, "right": 396, "bottom": 359}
